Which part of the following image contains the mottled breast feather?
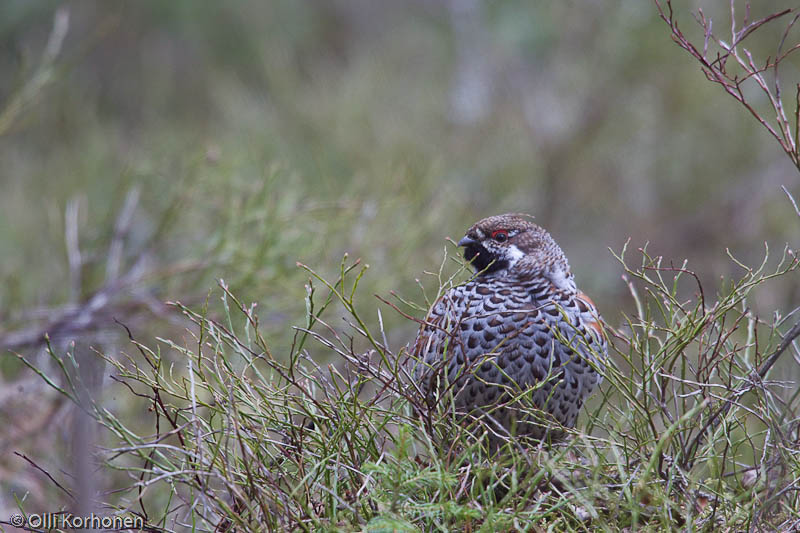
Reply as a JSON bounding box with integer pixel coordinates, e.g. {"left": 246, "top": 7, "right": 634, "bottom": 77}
{"left": 413, "top": 215, "right": 607, "bottom": 443}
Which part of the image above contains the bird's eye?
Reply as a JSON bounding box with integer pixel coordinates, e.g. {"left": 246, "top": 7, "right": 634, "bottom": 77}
{"left": 491, "top": 229, "right": 509, "bottom": 243}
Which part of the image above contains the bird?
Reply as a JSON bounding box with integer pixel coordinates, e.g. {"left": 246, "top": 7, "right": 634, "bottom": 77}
{"left": 412, "top": 213, "right": 607, "bottom": 444}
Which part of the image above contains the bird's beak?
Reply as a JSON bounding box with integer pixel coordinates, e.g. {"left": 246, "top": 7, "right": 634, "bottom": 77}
{"left": 458, "top": 235, "right": 478, "bottom": 247}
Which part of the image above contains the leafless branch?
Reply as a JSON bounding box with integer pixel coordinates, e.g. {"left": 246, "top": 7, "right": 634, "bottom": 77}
{"left": 14, "top": 452, "right": 75, "bottom": 501}
{"left": 106, "top": 186, "right": 141, "bottom": 283}
{"left": 782, "top": 185, "right": 800, "bottom": 218}
{"left": 654, "top": 1, "right": 800, "bottom": 170}
{"left": 685, "top": 319, "right": 800, "bottom": 466}
{"left": 0, "top": 190, "right": 202, "bottom": 352}
{"left": 65, "top": 196, "right": 82, "bottom": 304}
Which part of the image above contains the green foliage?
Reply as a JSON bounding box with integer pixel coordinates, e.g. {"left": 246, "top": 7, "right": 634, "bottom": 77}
{"left": 18, "top": 242, "right": 800, "bottom": 531}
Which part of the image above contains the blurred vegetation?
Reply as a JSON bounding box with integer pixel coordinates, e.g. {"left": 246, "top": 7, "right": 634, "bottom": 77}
{"left": 1, "top": 0, "right": 799, "bottom": 530}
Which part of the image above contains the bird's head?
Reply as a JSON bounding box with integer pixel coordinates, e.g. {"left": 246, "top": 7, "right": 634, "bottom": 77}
{"left": 458, "top": 213, "right": 570, "bottom": 282}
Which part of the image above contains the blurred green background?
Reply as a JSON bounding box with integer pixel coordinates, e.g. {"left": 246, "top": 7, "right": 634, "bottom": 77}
{"left": 1, "top": 0, "right": 799, "bottom": 515}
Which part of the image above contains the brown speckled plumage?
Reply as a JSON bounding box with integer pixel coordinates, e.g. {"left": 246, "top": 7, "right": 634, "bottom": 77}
{"left": 413, "top": 214, "right": 606, "bottom": 442}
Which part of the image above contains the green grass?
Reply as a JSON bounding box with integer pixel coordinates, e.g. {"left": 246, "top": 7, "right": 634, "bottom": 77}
{"left": 16, "top": 240, "right": 800, "bottom": 531}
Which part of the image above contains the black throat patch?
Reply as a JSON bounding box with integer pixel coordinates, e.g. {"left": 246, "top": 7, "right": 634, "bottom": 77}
{"left": 463, "top": 243, "right": 508, "bottom": 275}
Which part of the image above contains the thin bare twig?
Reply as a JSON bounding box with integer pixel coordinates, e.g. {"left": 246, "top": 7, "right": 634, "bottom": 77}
{"left": 782, "top": 185, "right": 800, "bottom": 218}
{"left": 684, "top": 319, "right": 800, "bottom": 467}
{"left": 654, "top": 0, "right": 800, "bottom": 170}
{"left": 14, "top": 451, "right": 75, "bottom": 501}
{"left": 65, "top": 196, "right": 82, "bottom": 304}
{"left": 106, "top": 186, "right": 141, "bottom": 282}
